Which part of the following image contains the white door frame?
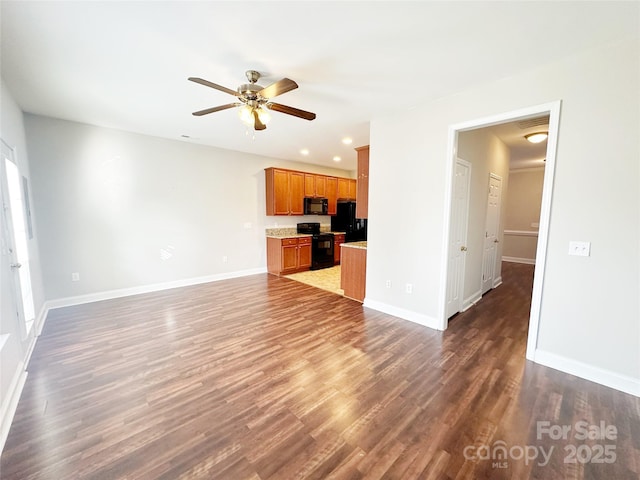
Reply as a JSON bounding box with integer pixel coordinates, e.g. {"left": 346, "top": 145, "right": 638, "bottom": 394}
{"left": 438, "top": 100, "right": 561, "bottom": 361}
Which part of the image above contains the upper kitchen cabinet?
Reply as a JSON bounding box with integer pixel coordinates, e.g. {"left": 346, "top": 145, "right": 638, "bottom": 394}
{"left": 266, "top": 167, "right": 356, "bottom": 216}
{"left": 265, "top": 168, "right": 304, "bottom": 215}
{"left": 326, "top": 176, "right": 338, "bottom": 215}
{"left": 304, "top": 174, "right": 327, "bottom": 198}
{"left": 355, "top": 145, "right": 369, "bottom": 219}
{"left": 337, "top": 177, "right": 356, "bottom": 201}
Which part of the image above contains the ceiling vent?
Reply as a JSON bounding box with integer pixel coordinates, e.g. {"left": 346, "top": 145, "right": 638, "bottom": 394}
{"left": 517, "top": 117, "right": 549, "bottom": 129}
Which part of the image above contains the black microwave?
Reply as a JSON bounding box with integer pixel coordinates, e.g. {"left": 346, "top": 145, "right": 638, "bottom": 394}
{"left": 304, "top": 197, "right": 328, "bottom": 215}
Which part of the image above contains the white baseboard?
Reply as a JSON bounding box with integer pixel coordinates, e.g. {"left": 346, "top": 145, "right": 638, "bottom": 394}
{"left": 534, "top": 349, "right": 640, "bottom": 397}
{"left": 35, "top": 301, "right": 49, "bottom": 337}
{"left": 461, "top": 290, "right": 482, "bottom": 312}
{"left": 363, "top": 299, "right": 441, "bottom": 331}
{"left": 45, "top": 267, "right": 268, "bottom": 310}
{"left": 492, "top": 276, "right": 503, "bottom": 288}
{"left": 0, "top": 361, "right": 27, "bottom": 454}
{"left": 502, "top": 256, "right": 536, "bottom": 265}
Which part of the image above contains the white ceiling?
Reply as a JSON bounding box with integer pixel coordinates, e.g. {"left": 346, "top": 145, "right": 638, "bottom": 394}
{"left": 1, "top": 1, "right": 637, "bottom": 171}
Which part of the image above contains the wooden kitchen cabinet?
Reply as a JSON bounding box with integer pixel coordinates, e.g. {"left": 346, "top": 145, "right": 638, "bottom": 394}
{"left": 326, "top": 176, "right": 338, "bottom": 215}
{"left": 289, "top": 171, "right": 304, "bottom": 215}
{"left": 333, "top": 234, "right": 345, "bottom": 265}
{"left": 355, "top": 145, "right": 369, "bottom": 219}
{"left": 341, "top": 245, "right": 367, "bottom": 302}
{"left": 266, "top": 167, "right": 354, "bottom": 216}
{"left": 267, "top": 236, "right": 312, "bottom": 275}
{"left": 337, "top": 177, "right": 356, "bottom": 200}
{"left": 265, "top": 168, "right": 304, "bottom": 216}
{"left": 304, "top": 174, "right": 327, "bottom": 198}
{"left": 298, "top": 237, "right": 312, "bottom": 269}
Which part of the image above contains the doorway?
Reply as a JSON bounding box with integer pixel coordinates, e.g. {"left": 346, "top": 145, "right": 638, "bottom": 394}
{"left": 1, "top": 140, "right": 35, "bottom": 338}
{"left": 440, "top": 101, "right": 561, "bottom": 361}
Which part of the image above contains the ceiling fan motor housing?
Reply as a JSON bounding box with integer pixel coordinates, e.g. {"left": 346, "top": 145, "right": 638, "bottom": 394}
{"left": 238, "top": 83, "right": 263, "bottom": 101}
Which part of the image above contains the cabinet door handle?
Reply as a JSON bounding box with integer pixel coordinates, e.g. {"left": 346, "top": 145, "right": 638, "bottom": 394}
{"left": 10, "top": 262, "right": 22, "bottom": 269}
{"left": 460, "top": 246, "right": 467, "bottom": 252}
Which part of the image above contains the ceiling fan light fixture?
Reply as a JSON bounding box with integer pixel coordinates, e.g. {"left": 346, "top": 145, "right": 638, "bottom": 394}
{"left": 238, "top": 104, "right": 254, "bottom": 125}
{"left": 525, "top": 132, "right": 548, "bottom": 143}
{"left": 257, "top": 106, "right": 271, "bottom": 125}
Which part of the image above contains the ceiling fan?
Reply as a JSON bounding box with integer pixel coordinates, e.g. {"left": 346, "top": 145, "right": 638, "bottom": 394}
{"left": 188, "top": 70, "right": 316, "bottom": 131}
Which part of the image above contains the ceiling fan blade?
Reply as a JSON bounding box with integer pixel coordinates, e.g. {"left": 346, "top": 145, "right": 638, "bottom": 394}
{"left": 253, "top": 109, "right": 267, "bottom": 131}
{"left": 192, "top": 103, "right": 240, "bottom": 116}
{"left": 259, "top": 78, "right": 298, "bottom": 99}
{"left": 188, "top": 77, "right": 239, "bottom": 97}
{"left": 267, "top": 102, "right": 316, "bottom": 121}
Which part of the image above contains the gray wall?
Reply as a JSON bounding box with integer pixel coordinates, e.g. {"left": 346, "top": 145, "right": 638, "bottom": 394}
{"left": 457, "top": 128, "right": 510, "bottom": 302}
{"left": 24, "top": 114, "right": 351, "bottom": 301}
{"left": 503, "top": 168, "right": 545, "bottom": 262}
{"left": 366, "top": 37, "right": 639, "bottom": 385}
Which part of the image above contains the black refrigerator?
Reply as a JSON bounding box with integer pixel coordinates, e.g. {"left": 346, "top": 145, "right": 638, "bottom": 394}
{"left": 331, "top": 200, "right": 367, "bottom": 242}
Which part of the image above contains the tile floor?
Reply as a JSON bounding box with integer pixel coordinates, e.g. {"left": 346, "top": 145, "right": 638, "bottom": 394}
{"left": 284, "top": 266, "right": 343, "bottom": 296}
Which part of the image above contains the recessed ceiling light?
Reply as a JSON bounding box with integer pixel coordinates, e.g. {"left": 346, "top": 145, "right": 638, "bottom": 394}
{"left": 300, "top": 149, "right": 309, "bottom": 156}
{"left": 342, "top": 137, "right": 353, "bottom": 145}
{"left": 525, "top": 132, "right": 548, "bottom": 143}
{"left": 333, "top": 156, "right": 341, "bottom": 162}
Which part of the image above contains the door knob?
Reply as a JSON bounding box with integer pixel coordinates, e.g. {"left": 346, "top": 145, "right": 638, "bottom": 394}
{"left": 10, "top": 262, "right": 22, "bottom": 269}
{"left": 460, "top": 246, "right": 467, "bottom": 251}
{"left": 494, "top": 239, "right": 499, "bottom": 243}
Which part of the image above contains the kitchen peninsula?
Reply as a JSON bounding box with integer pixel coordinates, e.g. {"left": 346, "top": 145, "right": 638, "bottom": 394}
{"left": 340, "top": 241, "right": 367, "bottom": 302}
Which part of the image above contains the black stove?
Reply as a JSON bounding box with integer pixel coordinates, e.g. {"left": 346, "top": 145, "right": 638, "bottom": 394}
{"left": 297, "top": 223, "right": 334, "bottom": 270}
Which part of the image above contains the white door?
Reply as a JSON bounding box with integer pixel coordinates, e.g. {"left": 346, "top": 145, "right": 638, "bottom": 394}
{"left": 1, "top": 141, "right": 35, "bottom": 337}
{"left": 481, "top": 174, "right": 502, "bottom": 294}
{"left": 446, "top": 158, "right": 471, "bottom": 318}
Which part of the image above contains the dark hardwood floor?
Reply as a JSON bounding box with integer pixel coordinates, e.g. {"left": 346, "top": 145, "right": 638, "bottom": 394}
{"left": 2, "top": 262, "right": 639, "bottom": 479}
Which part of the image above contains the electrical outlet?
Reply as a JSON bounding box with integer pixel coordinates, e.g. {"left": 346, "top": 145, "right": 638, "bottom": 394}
{"left": 405, "top": 283, "right": 413, "bottom": 294}
{"left": 568, "top": 241, "right": 590, "bottom": 257}
{"left": 385, "top": 280, "right": 392, "bottom": 289}
{"left": 71, "top": 272, "right": 80, "bottom": 281}
{"left": 222, "top": 255, "right": 228, "bottom": 263}
{"left": 244, "top": 222, "right": 252, "bottom": 229}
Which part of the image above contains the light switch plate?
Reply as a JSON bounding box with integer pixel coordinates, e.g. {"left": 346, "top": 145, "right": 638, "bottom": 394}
{"left": 569, "top": 241, "right": 590, "bottom": 257}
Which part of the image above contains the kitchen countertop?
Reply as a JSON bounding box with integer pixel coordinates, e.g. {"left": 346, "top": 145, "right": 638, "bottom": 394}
{"left": 265, "top": 228, "right": 347, "bottom": 239}
{"left": 341, "top": 241, "right": 367, "bottom": 250}
{"left": 266, "top": 233, "right": 313, "bottom": 239}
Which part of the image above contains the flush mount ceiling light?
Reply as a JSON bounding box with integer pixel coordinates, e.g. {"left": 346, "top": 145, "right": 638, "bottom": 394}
{"left": 525, "top": 132, "right": 548, "bottom": 143}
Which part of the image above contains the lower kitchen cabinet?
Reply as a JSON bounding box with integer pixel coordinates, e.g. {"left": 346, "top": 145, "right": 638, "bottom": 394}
{"left": 340, "top": 244, "right": 367, "bottom": 302}
{"left": 267, "top": 236, "right": 312, "bottom": 275}
{"left": 333, "top": 234, "right": 345, "bottom": 265}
